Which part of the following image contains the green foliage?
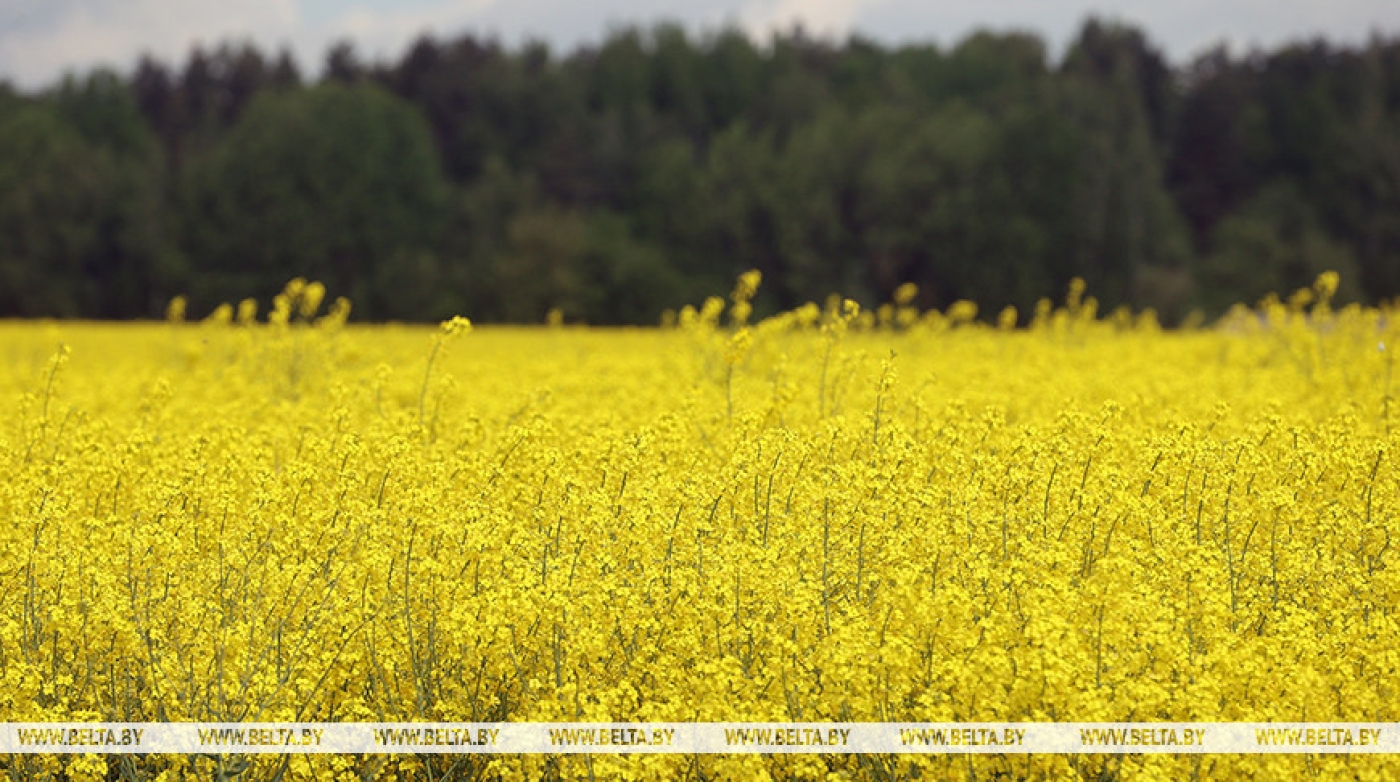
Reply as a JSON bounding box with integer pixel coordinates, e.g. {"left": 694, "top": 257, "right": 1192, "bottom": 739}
{"left": 1196, "top": 180, "right": 1362, "bottom": 315}
{"left": 493, "top": 207, "right": 684, "bottom": 324}
{"left": 181, "top": 83, "right": 448, "bottom": 318}
{"left": 0, "top": 89, "right": 168, "bottom": 317}
{"left": 3, "top": 22, "right": 1400, "bottom": 323}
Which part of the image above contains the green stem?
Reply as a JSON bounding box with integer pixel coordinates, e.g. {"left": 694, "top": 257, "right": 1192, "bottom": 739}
{"left": 418, "top": 338, "right": 443, "bottom": 432}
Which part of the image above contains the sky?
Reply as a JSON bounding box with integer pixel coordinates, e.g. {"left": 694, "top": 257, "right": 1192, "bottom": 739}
{"left": 2, "top": 0, "right": 1399, "bottom": 91}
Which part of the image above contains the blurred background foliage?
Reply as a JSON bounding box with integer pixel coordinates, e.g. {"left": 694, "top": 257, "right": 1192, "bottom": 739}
{"left": 1, "top": 19, "right": 1398, "bottom": 324}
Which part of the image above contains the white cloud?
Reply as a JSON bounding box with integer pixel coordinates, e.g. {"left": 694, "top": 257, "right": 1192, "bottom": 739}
{"left": 1130, "top": 0, "right": 1400, "bottom": 61}
{"left": 0, "top": 0, "right": 499, "bottom": 90}
{"left": 1, "top": 0, "right": 1397, "bottom": 89}
{"left": 853, "top": 0, "right": 1400, "bottom": 64}
{"left": 741, "top": 0, "right": 884, "bottom": 42}
{"left": 0, "top": 0, "right": 300, "bottom": 88}
{"left": 311, "top": 0, "right": 496, "bottom": 64}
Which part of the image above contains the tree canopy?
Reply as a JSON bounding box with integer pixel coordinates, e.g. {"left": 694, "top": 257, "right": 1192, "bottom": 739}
{"left": 2, "top": 21, "right": 1398, "bottom": 323}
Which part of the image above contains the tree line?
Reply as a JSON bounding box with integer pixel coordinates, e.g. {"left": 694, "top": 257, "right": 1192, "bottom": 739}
{"left": 2, "top": 19, "right": 1398, "bottom": 323}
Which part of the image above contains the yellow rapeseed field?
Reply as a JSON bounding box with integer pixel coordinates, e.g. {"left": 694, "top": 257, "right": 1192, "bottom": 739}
{"left": 2, "top": 274, "right": 1398, "bottom": 780}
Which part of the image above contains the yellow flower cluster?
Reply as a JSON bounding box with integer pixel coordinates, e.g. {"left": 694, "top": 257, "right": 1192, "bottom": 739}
{"left": 1, "top": 275, "right": 1397, "bottom": 780}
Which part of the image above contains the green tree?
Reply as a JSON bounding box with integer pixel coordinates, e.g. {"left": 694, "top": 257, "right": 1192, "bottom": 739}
{"left": 52, "top": 70, "right": 180, "bottom": 316}
{"left": 1168, "top": 47, "right": 1269, "bottom": 251}
{"left": 1060, "top": 20, "right": 1193, "bottom": 311}
{"left": 1313, "top": 43, "right": 1400, "bottom": 299}
{"left": 0, "top": 88, "right": 168, "bottom": 318}
{"left": 857, "top": 102, "right": 1054, "bottom": 309}
{"left": 442, "top": 156, "right": 540, "bottom": 320}
{"left": 694, "top": 123, "right": 785, "bottom": 305}
{"left": 493, "top": 207, "right": 682, "bottom": 324}
{"left": 182, "top": 83, "right": 448, "bottom": 318}
{"left": 1196, "top": 180, "right": 1361, "bottom": 315}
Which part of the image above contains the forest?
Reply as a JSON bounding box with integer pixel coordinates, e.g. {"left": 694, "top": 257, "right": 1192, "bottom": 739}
{"left": 1, "top": 18, "right": 1397, "bottom": 324}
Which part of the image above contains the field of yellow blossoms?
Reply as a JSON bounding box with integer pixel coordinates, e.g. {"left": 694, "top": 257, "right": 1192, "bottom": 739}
{"left": 2, "top": 274, "right": 1398, "bottom": 780}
